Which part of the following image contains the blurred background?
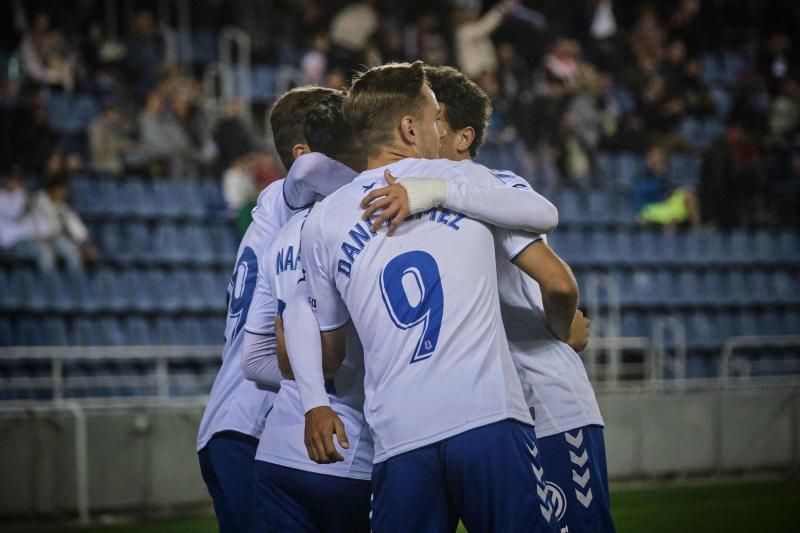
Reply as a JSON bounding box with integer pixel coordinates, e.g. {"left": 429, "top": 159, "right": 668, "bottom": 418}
{"left": 0, "top": 0, "right": 798, "bottom": 531}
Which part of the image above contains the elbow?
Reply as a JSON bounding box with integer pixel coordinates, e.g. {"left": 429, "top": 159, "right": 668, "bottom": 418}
{"left": 544, "top": 274, "right": 578, "bottom": 302}
{"left": 541, "top": 202, "right": 559, "bottom": 234}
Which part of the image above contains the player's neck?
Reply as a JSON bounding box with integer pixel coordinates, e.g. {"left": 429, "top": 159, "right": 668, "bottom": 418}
{"left": 366, "top": 146, "right": 418, "bottom": 170}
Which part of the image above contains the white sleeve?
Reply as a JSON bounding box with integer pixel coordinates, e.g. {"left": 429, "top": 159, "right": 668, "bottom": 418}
{"left": 300, "top": 207, "right": 351, "bottom": 331}
{"left": 284, "top": 279, "right": 331, "bottom": 413}
{"left": 282, "top": 152, "right": 358, "bottom": 210}
{"left": 241, "top": 330, "right": 281, "bottom": 390}
{"left": 443, "top": 163, "right": 558, "bottom": 233}
{"left": 494, "top": 227, "right": 543, "bottom": 262}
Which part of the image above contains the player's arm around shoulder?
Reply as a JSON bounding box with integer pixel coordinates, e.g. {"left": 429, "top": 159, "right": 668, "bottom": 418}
{"left": 359, "top": 161, "right": 559, "bottom": 234}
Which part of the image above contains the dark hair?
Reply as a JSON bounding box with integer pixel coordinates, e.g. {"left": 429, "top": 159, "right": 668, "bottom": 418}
{"left": 343, "top": 61, "right": 428, "bottom": 156}
{"left": 424, "top": 65, "right": 492, "bottom": 158}
{"left": 303, "top": 90, "right": 358, "bottom": 159}
{"left": 269, "top": 86, "right": 336, "bottom": 171}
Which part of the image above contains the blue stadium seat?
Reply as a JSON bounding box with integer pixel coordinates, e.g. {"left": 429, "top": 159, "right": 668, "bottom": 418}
{"left": 734, "top": 310, "right": 760, "bottom": 337}
{"left": 43, "top": 318, "right": 70, "bottom": 345}
{"left": 10, "top": 268, "right": 47, "bottom": 313}
{"left": 200, "top": 317, "right": 225, "bottom": 345}
{"left": 156, "top": 270, "right": 181, "bottom": 313}
{"left": 92, "top": 267, "right": 128, "bottom": 312}
{"left": 587, "top": 230, "right": 616, "bottom": 265}
{"left": 198, "top": 270, "right": 225, "bottom": 312}
{"left": 783, "top": 311, "right": 800, "bottom": 336}
{"left": 614, "top": 230, "right": 639, "bottom": 265}
{"left": 251, "top": 65, "right": 278, "bottom": 102}
{"left": 0, "top": 317, "right": 13, "bottom": 346}
{"left": 200, "top": 180, "right": 228, "bottom": 213}
{"left": 752, "top": 230, "right": 779, "bottom": 264}
{"left": 727, "top": 230, "right": 751, "bottom": 265}
{"left": 549, "top": 228, "right": 583, "bottom": 265}
{"left": 70, "top": 174, "right": 96, "bottom": 214}
{"left": 621, "top": 310, "right": 647, "bottom": 338}
{"left": 778, "top": 232, "right": 800, "bottom": 264}
{"left": 748, "top": 271, "right": 773, "bottom": 305}
{"left": 668, "top": 154, "right": 701, "bottom": 186}
{"left": 177, "top": 271, "right": 205, "bottom": 312}
{"left": 686, "top": 311, "right": 718, "bottom": 350}
{"left": 185, "top": 224, "right": 215, "bottom": 265}
{"left": 16, "top": 317, "right": 43, "bottom": 346}
{"left": 617, "top": 153, "right": 644, "bottom": 189}
{"left": 211, "top": 224, "right": 239, "bottom": 264}
{"left": 772, "top": 271, "right": 798, "bottom": 304}
{"left": 153, "top": 179, "right": 182, "bottom": 218}
{"left": 123, "top": 178, "right": 156, "bottom": 219}
{"left": 74, "top": 318, "right": 98, "bottom": 346}
{"left": 98, "top": 221, "right": 123, "bottom": 258}
{"left": 638, "top": 231, "right": 665, "bottom": 265}
{"left": 153, "top": 223, "right": 183, "bottom": 263}
{"left": 556, "top": 189, "right": 584, "bottom": 226}
{"left": 674, "top": 270, "right": 701, "bottom": 306}
{"left": 726, "top": 271, "right": 749, "bottom": 305}
{"left": 630, "top": 270, "right": 658, "bottom": 307}
{"left": 94, "top": 317, "right": 126, "bottom": 345}
{"left": 0, "top": 269, "right": 16, "bottom": 312}
{"left": 587, "top": 190, "right": 614, "bottom": 225}
{"left": 757, "top": 310, "right": 784, "bottom": 337}
{"left": 125, "top": 317, "right": 154, "bottom": 345}
{"left": 154, "top": 317, "right": 179, "bottom": 345}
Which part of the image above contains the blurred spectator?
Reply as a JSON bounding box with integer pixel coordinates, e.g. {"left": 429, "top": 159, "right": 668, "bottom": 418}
{"left": 454, "top": 0, "right": 518, "bottom": 79}
{"left": 635, "top": 146, "right": 701, "bottom": 228}
{"left": 768, "top": 78, "right": 800, "bottom": 145}
{"left": 222, "top": 154, "right": 257, "bottom": 233}
{"left": 31, "top": 175, "right": 98, "bottom": 272}
{"left": 138, "top": 91, "right": 196, "bottom": 177}
{"left": 212, "top": 100, "right": 255, "bottom": 172}
{"left": 18, "top": 12, "right": 75, "bottom": 91}
{"left": 0, "top": 168, "right": 49, "bottom": 271}
{"left": 124, "top": 11, "right": 162, "bottom": 98}
{"left": 88, "top": 102, "right": 137, "bottom": 175}
{"left": 14, "top": 93, "right": 58, "bottom": 175}
{"left": 302, "top": 33, "right": 330, "bottom": 85}
{"left": 329, "top": 1, "right": 378, "bottom": 61}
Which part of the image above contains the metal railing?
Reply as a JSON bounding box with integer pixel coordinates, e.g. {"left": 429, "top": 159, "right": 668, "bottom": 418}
{"left": 720, "top": 335, "right": 800, "bottom": 382}
{"left": 0, "top": 346, "right": 222, "bottom": 401}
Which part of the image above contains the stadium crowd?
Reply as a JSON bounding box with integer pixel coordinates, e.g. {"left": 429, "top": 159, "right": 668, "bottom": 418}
{"left": 2, "top": 0, "right": 799, "bottom": 271}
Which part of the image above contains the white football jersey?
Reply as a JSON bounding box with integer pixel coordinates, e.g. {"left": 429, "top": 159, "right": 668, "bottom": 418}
{"left": 301, "top": 158, "right": 534, "bottom": 463}
{"left": 490, "top": 171, "right": 604, "bottom": 437}
{"left": 253, "top": 210, "right": 373, "bottom": 479}
{"left": 198, "top": 155, "right": 359, "bottom": 451}
{"left": 196, "top": 182, "right": 288, "bottom": 450}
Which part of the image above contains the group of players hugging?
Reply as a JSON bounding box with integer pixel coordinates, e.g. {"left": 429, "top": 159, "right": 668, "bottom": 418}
{"left": 196, "top": 60, "right": 617, "bottom": 533}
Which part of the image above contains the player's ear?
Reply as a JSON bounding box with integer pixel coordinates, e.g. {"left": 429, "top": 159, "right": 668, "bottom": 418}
{"left": 456, "top": 127, "right": 475, "bottom": 155}
{"left": 399, "top": 115, "right": 416, "bottom": 146}
{"left": 292, "top": 143, "right": 311, "bottom": 161}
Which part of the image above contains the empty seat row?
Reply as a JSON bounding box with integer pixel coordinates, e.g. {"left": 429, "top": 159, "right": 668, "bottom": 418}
{"left": 0, "top": 315, "right": 226, "bottom": 347}
{"left": 583, "top": 269, "right": 800, "bottom": 308}
{"left": 71, "top": 176, "right": 227, "bottom": 219}
{"left": 0, "top": 267, "right": 230, "bottom": 314}
{"left": 551, "top": 228, "right": 800, "bottom": 266}
{"left": 91, "top": 221, "right": 238, "bottom": 265}
{"left": 619, "top": 309, "right": 800, "bottom": 350}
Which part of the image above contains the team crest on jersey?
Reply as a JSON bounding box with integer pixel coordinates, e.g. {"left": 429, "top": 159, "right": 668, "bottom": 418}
{"left": 545, "top": 481, "right": 567, "bottom": 523}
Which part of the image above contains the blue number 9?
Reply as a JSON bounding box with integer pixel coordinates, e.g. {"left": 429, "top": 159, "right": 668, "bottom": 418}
{"left": 380, "top": 251, "right": 444, "bottom": 364}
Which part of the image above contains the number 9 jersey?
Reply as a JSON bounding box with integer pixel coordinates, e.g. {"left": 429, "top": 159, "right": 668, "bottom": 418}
{"left": 301, "top": 158, "right": 536, "bottom": 464}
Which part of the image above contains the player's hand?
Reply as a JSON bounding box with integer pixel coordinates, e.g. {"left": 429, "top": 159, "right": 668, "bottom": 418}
{"left": 304, "top": 406, "right": 349, "bottom": 464}
{"left": 274, "top": 316, "right": 294, "bottom": 380}
{"left": 359, "top": 169, "right": 410, "bottom": 236}
{"left": 567, "top": 310, "right": 590, "bottom": 352}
